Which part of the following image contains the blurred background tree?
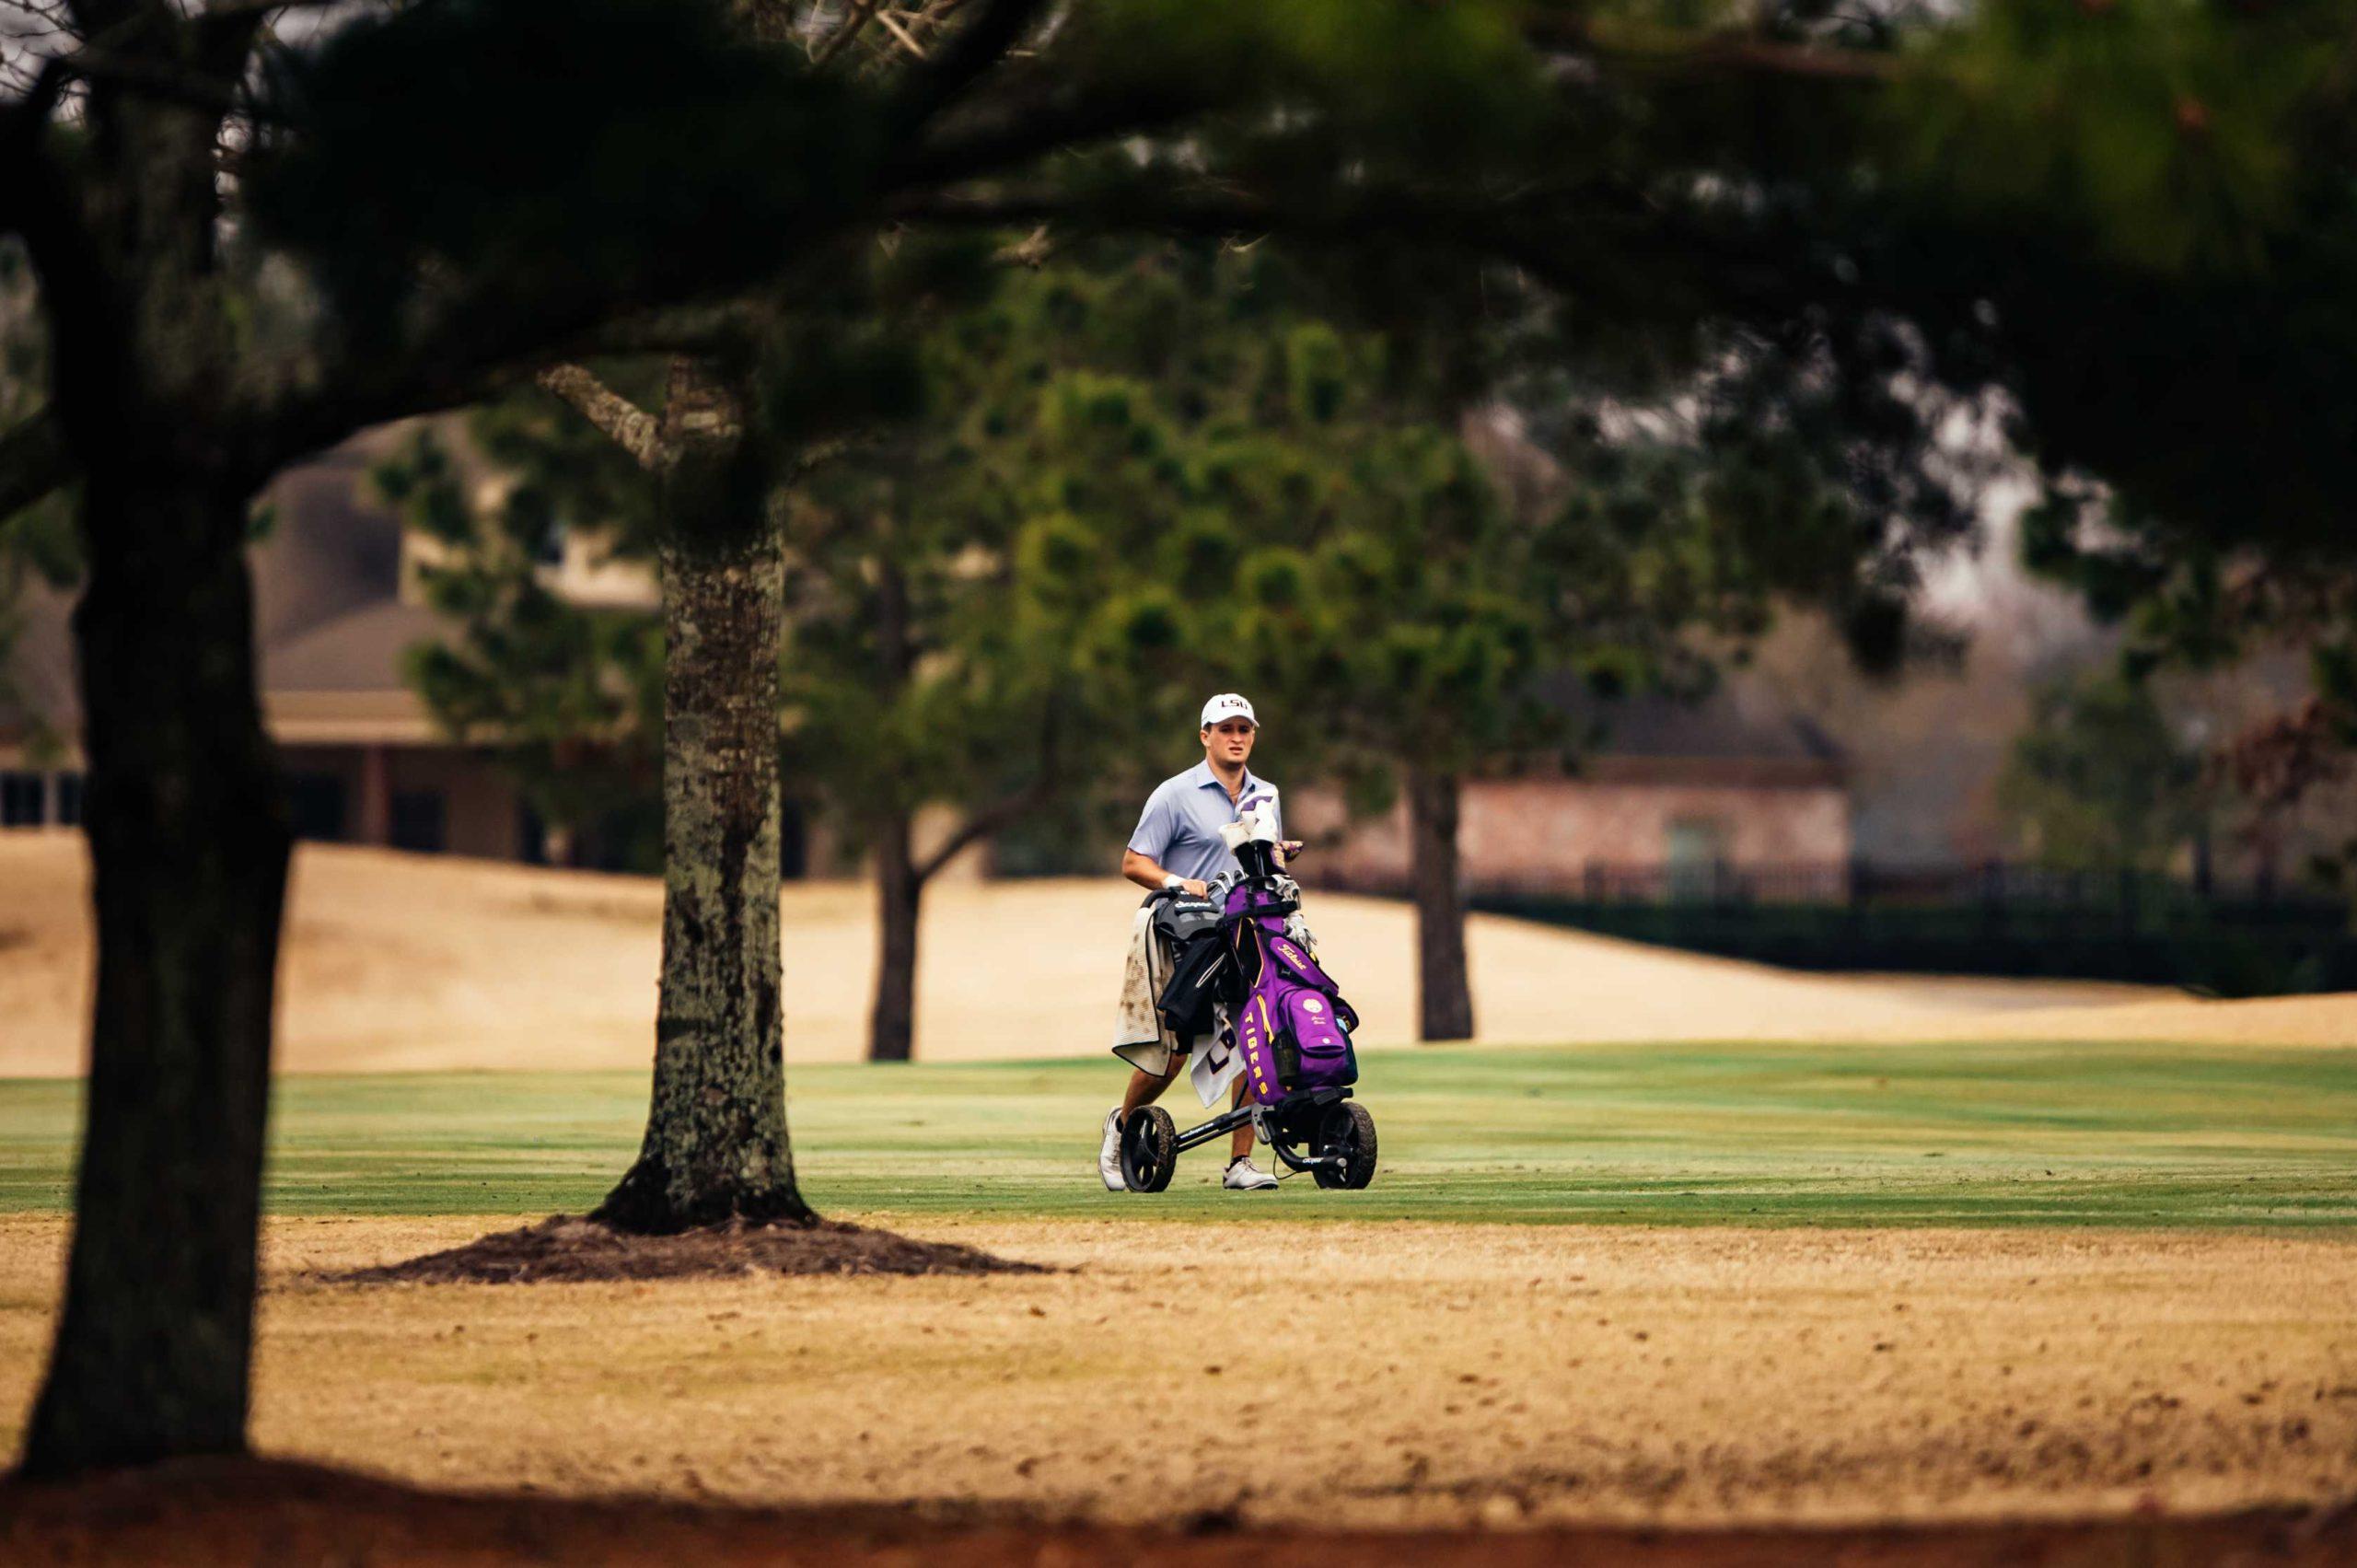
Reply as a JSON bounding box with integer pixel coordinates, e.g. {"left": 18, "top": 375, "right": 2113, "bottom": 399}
{"left": 0, "top": 242, "right": 72, "bottom": 760}
{"left": 1997, "top": 673, "right": 2209, "bottom": 876}
{"left": 375, "top": 405, "right": 667, "bottom": 873}
{"left": 1884, "top": 0, "right": 2357, "bottom": 880}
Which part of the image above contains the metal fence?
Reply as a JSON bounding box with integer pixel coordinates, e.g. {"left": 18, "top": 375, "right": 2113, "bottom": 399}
{"left": 1309, "top": 860, "right": 2357, "bottom": 996}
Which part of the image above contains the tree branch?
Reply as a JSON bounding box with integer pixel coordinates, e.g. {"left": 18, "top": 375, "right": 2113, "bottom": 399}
{"left": 536, "top": 364, "right": 668, "bottom": 470}
{"left": 1523, "top": 12, "right": 1897, "bottom": 84}
{"left": 560, "top": 300, "right": 769, "bottom": 359}
{"left": 0, "top": 55, "right": 74, "bottom": 238}
{"left": 889, "top": 77, "right": 1203, "bottom": 192}
{"left": 0, "top": 410, "right": 75, "bottom": 521}
{"left": 889, "top": 178, "right": 1706, "bottom": 302}
{"left": 871, "top": 6, "right": 925, "bottom": 58}
{"left": 911, "top": 703, "right": 1059, "bottom": 884}
{"left": 810, "top": 0, "right": 882, "bottom": 67}
{"left": 192, "top": 1, "right": 272, "bottom": 85}
{"left": 62, "top": 46, "right": 247, "bottom": 114}
{"left": 198, "top": 0, "right": 371, "bottom": 17}
{"left": 62, "top": 0, "right": 161, "bottom": 42}
{"left": 891, "top": 185, "right": 1278, "bottom": 243}
{"left": 912, "top": 776, "right": 1044, "bottom": 884}
{"left": 890, "top": 0, "right": 1045, "bottom": 132}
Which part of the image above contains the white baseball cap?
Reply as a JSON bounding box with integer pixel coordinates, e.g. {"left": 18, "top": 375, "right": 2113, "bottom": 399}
{"left": 1200, "top": 692, "right": 1258, "bottom": 729}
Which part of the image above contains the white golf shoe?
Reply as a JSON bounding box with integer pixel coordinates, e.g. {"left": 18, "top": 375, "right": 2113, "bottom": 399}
{"left": 1223, "top": 1156, "right": 1279, "bottom": 1191}
{"left": 1098, "top": 1109, "right": 1127, "bottom": 1191}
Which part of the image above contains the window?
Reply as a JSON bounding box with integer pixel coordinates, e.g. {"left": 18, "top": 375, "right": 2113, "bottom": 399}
{"left": 1665, "top": 817, "right": 1732, "bottom": 903}
{"left": 0, "top": 772, "right": 43, "bottom": 827}
{"left": 390, "top": 790, "right": 446, "bottom": 853}
{"left": 53, "top": 772, "right": 83, "bottom": 826}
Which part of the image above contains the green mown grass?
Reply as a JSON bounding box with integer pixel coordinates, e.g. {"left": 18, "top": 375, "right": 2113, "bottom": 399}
{"left": 2, "top": 1041, "right": 2353, "bottom": 1226}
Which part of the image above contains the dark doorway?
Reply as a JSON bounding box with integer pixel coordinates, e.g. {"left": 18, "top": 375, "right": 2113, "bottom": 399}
{"left": 781, "top": 799, "right": 807, "bottom": 879}
{"left": 390, "top": 790, "right": 447, "bottom": 853}
{"left": 286, "top": 772, "right": 348, "bottom": 842}
{"left": 517, "top": 802, "right": 549, "bottom": 865}
{"left": 0, "top": 772, "right": 41, "bottom": 827}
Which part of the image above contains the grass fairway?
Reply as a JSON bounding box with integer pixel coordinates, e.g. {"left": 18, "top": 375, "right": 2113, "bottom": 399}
{"left": 14, "top": 1037, "right": 2357, "bottom": 1225}
{"left": 2, "top": 1040, "right": 2354, "bottom": 1226}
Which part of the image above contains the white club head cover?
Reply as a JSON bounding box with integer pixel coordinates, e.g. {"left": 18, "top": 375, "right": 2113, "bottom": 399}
{"left": 1220, "top": 807, "right": 1277, "bottom": 845}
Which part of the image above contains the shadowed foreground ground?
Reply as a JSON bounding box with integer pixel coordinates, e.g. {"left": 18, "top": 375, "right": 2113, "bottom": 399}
{"left": 0, "top": 1459, "right": 2351, "bottom": 1567}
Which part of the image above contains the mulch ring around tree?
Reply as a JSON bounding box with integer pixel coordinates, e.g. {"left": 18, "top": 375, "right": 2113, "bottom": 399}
{"left": 319, "top": 1214, "right": 1048, "bottom": 1285}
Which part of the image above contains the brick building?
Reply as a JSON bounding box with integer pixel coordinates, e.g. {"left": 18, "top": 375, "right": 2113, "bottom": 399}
{"left": 8, "top": 420, "right": 1849, "bottom": 890}
{"left": 0, "top": 423, "right": 644, "bottom": 861}
{"left": 1296, "top": 685, "right": 1852, "bottom": 898}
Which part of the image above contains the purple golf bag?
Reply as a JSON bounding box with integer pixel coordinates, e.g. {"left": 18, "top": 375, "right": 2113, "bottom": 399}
{"left": 1120, "top": 818, "right": 1377, "bottom": 1194}
{"left": 1224, "top": 879, "right": 1360, "bottom": 1107}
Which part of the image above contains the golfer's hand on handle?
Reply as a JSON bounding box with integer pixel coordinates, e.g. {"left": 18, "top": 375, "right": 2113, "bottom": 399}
{"left": 1179, "top": 878, "right": 1210, "bottom": 897}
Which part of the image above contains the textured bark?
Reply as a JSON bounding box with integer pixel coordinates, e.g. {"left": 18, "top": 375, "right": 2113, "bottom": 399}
{"left": 20, "top": 470, "right": 290, "bottom": 1475}
{"left": 870, "top": 810, "right": 921, "bottom": 1064}
{"left": 596, "top": 362, "right": 811, "bottom": 1233}
{"left": 1407, "top": 766, "right": 1475, "bottom": 1042}
{"left": 16, "top": 46, "right": 299, "bottom": 1472}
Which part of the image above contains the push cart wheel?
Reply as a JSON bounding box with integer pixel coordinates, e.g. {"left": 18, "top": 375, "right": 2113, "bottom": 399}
{"left": 1120, "top": 1106, "right": 1178, "bottom": 1193}
{"left": 1313, "top": 1101, "right": 1377, "bottom": 1191}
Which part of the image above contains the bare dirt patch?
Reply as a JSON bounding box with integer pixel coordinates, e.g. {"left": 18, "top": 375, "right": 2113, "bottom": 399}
{"left": 324, "top": 1214, "right": 1045, "bottom": 1285}
{"left": 0, "top": 1458, "right": 2351, "bottom": 1567}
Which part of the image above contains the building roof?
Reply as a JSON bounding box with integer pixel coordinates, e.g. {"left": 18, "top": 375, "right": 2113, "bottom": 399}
{"left": 1566, "top": 687, "right": 1843, "bottom": 763}
{"left": 250, "top": 443, "right": 407, "bottom": 649}
{"left": 1540, "top": 674, "right": 1848, "bottom": 786}
{"left": 261, "top": 599, "right": 447, "bottom": 692}
{"left": 0, "top": 580, "right": 79, "bottom": 749}
{"left": 3, "top": 425, "right": 466, "bottom": 762}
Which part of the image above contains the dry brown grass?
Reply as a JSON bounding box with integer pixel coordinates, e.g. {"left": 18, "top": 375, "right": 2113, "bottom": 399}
{"left": 4, "top": 1216, "right": 2352, "bottom": 1529}
{"left": 10, "top": 836, "right": 2338, "bottom": 1078}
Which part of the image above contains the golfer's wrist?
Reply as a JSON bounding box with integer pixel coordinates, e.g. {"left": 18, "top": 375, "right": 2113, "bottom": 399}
{"left": 1160, "top": 873, "right": 1184, "bottom": 890}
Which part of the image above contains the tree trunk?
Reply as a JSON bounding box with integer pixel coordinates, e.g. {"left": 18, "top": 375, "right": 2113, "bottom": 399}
{"left": 596, "top": 364, "right": 810, "bottom": 1232}
{"left": 863, "top": 546, "right": 923, "bottom": 1064}
{"left": 869, "top": 810, "right": 922, "bottom": 1063}
{"left": 1407, "top": 766, "right": 1475, "bottom": 1042}
{"left": 20, "top": 470, "right": 291, "bottom": 1475}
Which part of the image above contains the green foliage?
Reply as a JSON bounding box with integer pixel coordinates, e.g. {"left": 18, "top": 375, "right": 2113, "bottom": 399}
{"left": 1074, "top": 0, "right": 1549, "bottom": 171}
{"left": 0, "top": 243, "right": 75, "bottom": 759}
{"left": 1902, "top": 0, "right": 2346, "bottom": 275}
{"left": 1886, "top": 0, "right": 2357, "bottom": 823}
{"left": 1997, "top": 673, "right": 2208, "bottom": 875}
{"left": 374, "top": 422, "right": 663, "bottom": 860}
{"left": 0, "top": 243, "right": 72, "bottom": 584}
{"left": 778, "top": 258, "right": 1239, "bottom": 859}
{"left": 249, "top": 0, "right": 885, "bottom": 354}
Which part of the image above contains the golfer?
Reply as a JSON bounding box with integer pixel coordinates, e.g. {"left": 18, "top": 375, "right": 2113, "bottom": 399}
{"left": 1100, "top": 692, "right": 1302, "bottom": 1191}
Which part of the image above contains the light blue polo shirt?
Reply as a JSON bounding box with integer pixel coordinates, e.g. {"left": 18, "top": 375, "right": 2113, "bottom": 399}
{"left": 1127, "top": 761, "right": 1283, "bottom": 884}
